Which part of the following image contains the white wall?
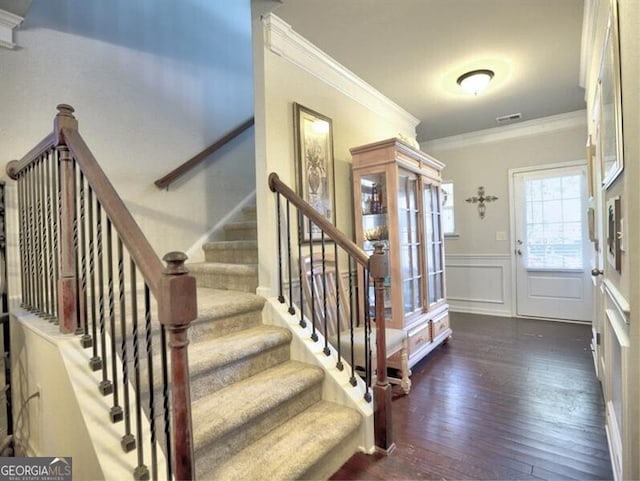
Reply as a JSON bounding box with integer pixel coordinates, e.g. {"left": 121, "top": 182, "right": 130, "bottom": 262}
{"left": 582, "top": 0, "right": 640, "bottom": 478}
{"left": 253, "top": 13, "right": 419, "bottom": 297}
{"left": 0, "top": 0, "right": 255, "bottom": 259}
{"left": 422, "top": 114, "right": 587, "bottom": 315}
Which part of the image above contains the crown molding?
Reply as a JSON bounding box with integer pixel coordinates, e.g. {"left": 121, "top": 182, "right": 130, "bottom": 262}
{"left": 0, "top": 8, "right": 23, "bottom": 49}
{"left": 262, "top": 13, "right": 419, "bottom": 137}
{"left": 421, "top": 110, "right": 587, "bottom": 152}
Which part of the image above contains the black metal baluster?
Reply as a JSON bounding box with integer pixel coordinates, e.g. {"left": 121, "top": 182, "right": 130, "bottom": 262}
{"left": 285, "top": 200, "right": 295, "bottom": 315}
{"left": 25, "top": 165, "right": 35, "bottom": 310}
{"left": 275, "top": 194, "right": 285, "bottom": 304}
{"left": 297, "top": 210, "right": 306, "bottom": 329}
{"left": 16, "top": 175, "right": 27, "bottom": 307}
{"left": 51, "top": 151, "right": 60, "bottom": 321}
{"left": 334, "top": 244, "right": 343, "bottom": 370}
{"left": 107, "top": 219, "right": 122, "bottom": 420}
{"left": 88, "top": 188, "right": 101, "bottom": 371}
{"left": 96, "top": 202, "right": 113, "bottom": 395}
{"left": 144, "top": 284, "right": 157, "bottom": 480}
{"left": 38, "top": 157, "right": 49, "bottom": 317}
{"left": 78, "top": 172, "right": 91, "bottom": 347}
{"left": 34, "top": 158, "right": 44, "bottom": 314}
{"left": 118, "top": 238, "right": 135, "bottom": 452}
{"left": 130, "top": 262, "right": 149, "bottom": 481}
{"left": 347, "top": 256, "right": 357, "bottom": 386}
{"left": 44, "top": 154, "right": 55, "bottom": 320}
{"left": 72, "top": 160, "right": 82, "bottom": 335}
{"left": 309, "top": 239, "right": 318, "bottom": 342}
{"left": 321, "top": 232, "right": 330, "bottom": 356}
{"left": 363, "top": 266, "right": 372, "bottom": 402}
{"left": 160, "top": 324, "right": 172, "bottom": 479}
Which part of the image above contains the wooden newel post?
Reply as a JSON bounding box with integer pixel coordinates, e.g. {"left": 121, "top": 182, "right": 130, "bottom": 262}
{"left": 159, "top": 251, "right": 197, "bottom": 481}
{"left": 55, "top": 104, "right": 79, "bottom": 333}
{"left": 370, "top": 243, "right": 395, "bottom": 453}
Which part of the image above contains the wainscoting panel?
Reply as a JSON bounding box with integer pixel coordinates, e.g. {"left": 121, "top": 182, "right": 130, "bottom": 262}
{"left": 445, "top": 254, "right": 513, "bottom": 317}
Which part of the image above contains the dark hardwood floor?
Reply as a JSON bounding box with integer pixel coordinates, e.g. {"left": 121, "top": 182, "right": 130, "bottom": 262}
{"left": 331, "top": 312, "right": 613, "bottom": 480}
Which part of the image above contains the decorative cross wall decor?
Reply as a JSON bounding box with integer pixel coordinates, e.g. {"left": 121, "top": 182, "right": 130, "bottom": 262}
{"left": 465, "top": 186, "right": 498, "bottom": 219}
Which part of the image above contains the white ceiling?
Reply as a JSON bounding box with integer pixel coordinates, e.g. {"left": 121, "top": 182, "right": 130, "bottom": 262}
{"left": 274, "top": 0, "right": 587, "bottom": 142}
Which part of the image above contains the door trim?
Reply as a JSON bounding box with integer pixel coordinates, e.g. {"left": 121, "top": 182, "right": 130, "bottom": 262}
{"left": 507, "top": 160, "right": 587, "bottom": 318}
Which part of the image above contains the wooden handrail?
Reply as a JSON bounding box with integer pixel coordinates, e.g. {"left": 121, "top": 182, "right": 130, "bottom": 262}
{"left": 154, "top": 116, "right": 255, "bottom": 190}
{"left": 268, "top": 172, "right": 369, "bottom": 267}
{"left": 6, "top": 132, "right": 55, "bottom": 180}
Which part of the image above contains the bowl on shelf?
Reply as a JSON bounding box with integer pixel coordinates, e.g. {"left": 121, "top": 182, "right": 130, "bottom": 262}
{"left": 364, "top": 224, "right": 388, "bottom": 241}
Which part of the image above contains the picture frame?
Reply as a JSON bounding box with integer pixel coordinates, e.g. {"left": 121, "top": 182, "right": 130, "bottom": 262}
{"left": 599, "top": 0, "right": 624, "bottom": 189}
{"left": 586, "top": 134, "right": 595, "bottom": 199}
{"left": 606, "top": 196, "right": 621, "bottom": 273}
{"left": 587, "top": 206, "right": 596, "bottom": 243}
{"left": 293, "top": 102, "right": 336, "bottom": 242}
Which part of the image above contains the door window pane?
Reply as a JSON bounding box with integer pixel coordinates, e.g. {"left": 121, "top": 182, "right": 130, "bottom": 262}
{"left": 524, "top": 174, "right": 583, "bottom": 269}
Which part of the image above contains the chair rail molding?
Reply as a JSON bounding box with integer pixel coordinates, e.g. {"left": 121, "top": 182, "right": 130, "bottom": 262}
{"left": 262, "top": 13, "right": 419, "bottom": 138}
{"left": 0, "top": 8, "right": 23, "bottom": 49}
{"left": 445, "top": 253, "right": 513, "bottom": 317}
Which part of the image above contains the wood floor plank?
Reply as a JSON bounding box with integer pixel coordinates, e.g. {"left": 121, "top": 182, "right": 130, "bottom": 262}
{"left": 331, "top": 312, "right": 614, "bottom": 480}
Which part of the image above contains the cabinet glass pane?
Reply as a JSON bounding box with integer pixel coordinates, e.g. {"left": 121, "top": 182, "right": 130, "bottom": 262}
{"left": 360, "top": 172, "right": 391, "bottom": 316}
{"left": 398, "top": 172, "right": 422, "bottom": 315}
{"left": 424, "top": 184, "right": 444, "bottom": 305}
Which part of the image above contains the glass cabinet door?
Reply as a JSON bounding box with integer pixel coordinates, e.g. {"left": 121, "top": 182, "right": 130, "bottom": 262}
{"left": 398, "top": 171, "right": 422, "bottom": 316}
{"left": 424, "top": 183, "right": 444, "bottom": 306}
{"left": 360, "top": 173, "right": 391, "bottom": 319}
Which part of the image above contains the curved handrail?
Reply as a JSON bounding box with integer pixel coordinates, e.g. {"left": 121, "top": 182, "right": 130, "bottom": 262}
{"left": 6, "top": 132, "right": 56, "bottom": 180}
{"left": 154, "top": 116, "right": 255, "bottom": 190}
{"left": 268, "top": 172, "right": 369, "bottom": 267}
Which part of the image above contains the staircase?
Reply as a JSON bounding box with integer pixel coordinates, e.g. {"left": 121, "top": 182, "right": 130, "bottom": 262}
{"left": 185, "top": 206, "right": 362, "bottom": 480}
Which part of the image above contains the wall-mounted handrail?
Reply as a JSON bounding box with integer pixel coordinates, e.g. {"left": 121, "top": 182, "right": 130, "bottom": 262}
{"left": 154, "top": 116, "right": 255, "bottom": 190}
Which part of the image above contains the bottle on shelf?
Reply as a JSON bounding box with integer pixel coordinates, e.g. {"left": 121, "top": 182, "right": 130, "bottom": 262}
{"left": 371, "top": 183, "right": 381, "bottom": 214}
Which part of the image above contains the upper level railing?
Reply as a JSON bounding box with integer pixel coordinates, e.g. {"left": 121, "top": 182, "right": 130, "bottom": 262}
{"left": 268, "top": 172, "right": 394, "bottom": 452}
{"left": 6, "top": 105, "right": 197, "bottom": 480}
{"left": 154, "top": 117, "right": 254, "bottom": 190}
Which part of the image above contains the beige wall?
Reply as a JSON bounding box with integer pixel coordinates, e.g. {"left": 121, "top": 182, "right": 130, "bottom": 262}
{"left": 423, "top": 121, "right": 587, "bottom": 256}
{"left": 254, "top": 13, "right": 418, "bottom": 296}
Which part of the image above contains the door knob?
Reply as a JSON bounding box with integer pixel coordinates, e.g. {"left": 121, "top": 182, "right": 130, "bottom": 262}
{"left": 591, "top": 268, "right": 604, "bottom": 276}
{"left": 516, "top": 249, "right": 522, "bottom": 256}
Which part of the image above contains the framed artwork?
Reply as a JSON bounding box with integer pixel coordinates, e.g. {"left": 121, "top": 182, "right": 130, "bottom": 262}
{"left": 606, "top": 196, "right": 621, "bottom": 273}
{"left": 599, "top": 0, "right": 624, "bottom": 189}
{"left": 586, "top": 134, "right": 595, "bottom": 199}
{"left": 588, "top": 206, "right": 596, "bottom": 243}
{"left": 293, "top": 103, "right": 336, "bottom": 242}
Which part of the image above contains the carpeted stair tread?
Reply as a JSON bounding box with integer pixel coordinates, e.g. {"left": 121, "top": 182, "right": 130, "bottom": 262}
{"left": 189, "top": 325, "right": 291, "bottom": 372}
{"left": 193, "top": 361, "right": 324, "bottom": 466}
{"left": 188, "top": 262, "right": 258, "bottom": 275}
{"left": 202, "top": 400, "right": 362, "bottom": 481}
{"left": 202, "top": 240, "right": 258, "bottom": 264}
{"left": 203, "top": 240, "right": 258, "bottom": 250}
{"left": 194, "top": 287, "right": 264, "bottom": 321}
{"left": 188, "top": 262, "right": 258, "bottom": 292}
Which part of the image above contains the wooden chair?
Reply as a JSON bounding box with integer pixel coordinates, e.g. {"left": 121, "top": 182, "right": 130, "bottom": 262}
{"left": 300, "top": 254, "right": 411, "bottom": 394}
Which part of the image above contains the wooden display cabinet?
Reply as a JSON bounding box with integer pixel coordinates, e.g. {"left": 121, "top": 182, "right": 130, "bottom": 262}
{"left": 350, "top": 138, "right": 451, "bottom": 368}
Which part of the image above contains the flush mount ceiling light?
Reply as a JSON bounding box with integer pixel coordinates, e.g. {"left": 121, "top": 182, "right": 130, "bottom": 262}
{"left": 456, "top": 69, "right": 495, "bottom": 95}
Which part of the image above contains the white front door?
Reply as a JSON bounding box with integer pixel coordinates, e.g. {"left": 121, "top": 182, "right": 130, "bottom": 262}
{"left": 512, "top": 164, "right": 593, "bottom": 322}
